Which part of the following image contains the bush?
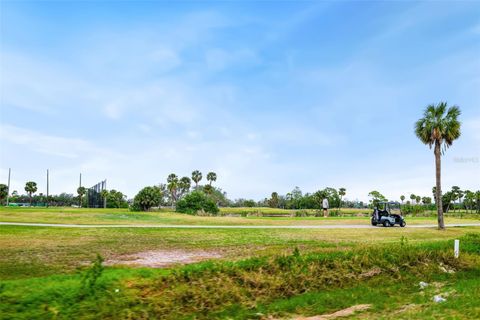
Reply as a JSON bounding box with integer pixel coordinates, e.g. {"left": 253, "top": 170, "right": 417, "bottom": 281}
{"left": 328, "top": 209, "right": 340, "bottom": 217}
{"left": 294, "top": 210, "right": 308, "bottom": 217}
{"left": 401, "top": 204, "right": 425, "bottom": 215}
{"left": 131, "top": 186, "right": 163, "bottom": 211}
{"left": 176, "top": 191, "right": 219, "bottom": 215}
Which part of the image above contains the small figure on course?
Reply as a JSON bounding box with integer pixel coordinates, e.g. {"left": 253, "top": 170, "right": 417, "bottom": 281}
{"left": 322, "top": 197, "right": 329, "bottom": 217}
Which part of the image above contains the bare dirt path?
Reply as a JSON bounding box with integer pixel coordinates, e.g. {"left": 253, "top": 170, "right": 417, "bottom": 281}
{"left": 1, "top": 222, "right": 479, "bottom": 228}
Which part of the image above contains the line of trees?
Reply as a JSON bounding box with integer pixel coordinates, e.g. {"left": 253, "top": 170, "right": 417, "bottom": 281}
{"left": 131, "top": 170, "right": 224, "bottom": 213}
{"left": 2, "top": 179, "right": 478, "bottom": 215}
{"left": 0, "top": 181, "right": 128, "bottom": 208}
{"left": 230, "top": 187, "right": 351, "bottom": 210}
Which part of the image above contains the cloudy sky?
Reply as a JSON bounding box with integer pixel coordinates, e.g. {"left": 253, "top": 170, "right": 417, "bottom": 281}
{"left": 1, "top": 1, "right": 479, "bottom": 201}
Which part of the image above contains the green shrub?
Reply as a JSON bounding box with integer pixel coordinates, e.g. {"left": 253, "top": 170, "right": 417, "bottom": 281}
{"left": 328, "top": 209, "right": 340, "bottom": 217}
{"left": 401, "top": 204, "right": 426, "bottom": 215}
{"left": 176, "top": 191, "right": 219, "bottom": 215}
{"left": 131, "top": 186, "right": 163, "bottom": 211}
{"left": 294, "top": 210, "right": 308, "bottom": 217}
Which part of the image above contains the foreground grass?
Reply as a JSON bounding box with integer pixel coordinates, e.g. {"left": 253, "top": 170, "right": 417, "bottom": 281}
{"left": 1, "top": 233, "right": 479, "bottom": 319}
{"left": 0, "top": 207, "right": 478, "bottom": 226}
{"left": 1, "top": 225, "right": 479, "bottom": 280}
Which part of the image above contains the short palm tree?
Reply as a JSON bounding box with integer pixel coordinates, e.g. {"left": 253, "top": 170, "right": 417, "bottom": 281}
{"left": 416, "top": 195, "right": 421, "bottom": 205}
{"left": 25, "top": 181, "right": 38, "bottom": 205}
{"left": 415, "top": 102, "right": 461, "bottom": 229}
{"left": 400, "top": 195, "right": 405, "bottom": 204}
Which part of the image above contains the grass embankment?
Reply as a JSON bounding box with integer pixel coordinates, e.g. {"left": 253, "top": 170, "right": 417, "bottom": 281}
{"left": 1, "top": 233, "right": 479, "bottom": 319}
{"left": 0, "top": 207, "right": 478, "bottom": 226}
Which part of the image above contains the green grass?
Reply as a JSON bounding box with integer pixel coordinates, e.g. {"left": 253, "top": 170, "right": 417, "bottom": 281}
{"left": 2, "top": 225, "right": 479, "bottom": 280}
{"left": 1, "top": 234, "right": 479, "bottom": 319}
{"left": 0, "top": 208, "right": 479, "bottom": 319}
{"left": 1, "top": 206, "right": 478, "bottom": 226}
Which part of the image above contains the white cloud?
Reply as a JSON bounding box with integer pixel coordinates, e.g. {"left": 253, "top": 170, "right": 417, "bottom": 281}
{"left": 464, "top": 117, "right": 480, "bottom": 142}
{"left": 0, "top": 124, "right": 90, "bottom": 158}
{"left": 149, "top": 48, "right": 182, "bottom": 71}
{"left": 103, "top": 102, "right": 123, "bottom": 120}
{"left": 205, "top": 48, "right": 260, "bottom": 71}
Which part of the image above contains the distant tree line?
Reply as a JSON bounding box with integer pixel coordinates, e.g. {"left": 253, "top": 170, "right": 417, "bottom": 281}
{"left": 1, "top": 176, "right": 478, "bottom": 215}
{"left": 0, "top": 181, "right": 128, "bottom": 208}
{"left": 230, "top": 187, "right": 354, "bottom": 210}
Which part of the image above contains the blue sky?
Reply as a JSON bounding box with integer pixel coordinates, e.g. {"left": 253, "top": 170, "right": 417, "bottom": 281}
{"left": 1, "top": 1, "right": 479, "bottom": 201}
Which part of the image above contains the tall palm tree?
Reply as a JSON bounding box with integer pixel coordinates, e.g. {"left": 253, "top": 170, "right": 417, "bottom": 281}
{"left": 410, "top": 194, "right": 416, "bottom": 204}
{"left": 451, "top": 186, "right": 462, "bottom": 213}
{"left": 77, "top": 186, "right": 86, "bottom": 207}
{"left": 100, "top": 189, "right": 109, "bottom": 208}
{"left": 25, "top": 181, "right": 38, "bottom": 206}
{"left": 400, "top": 195, "right": 405, "bottom": 204}
{"left": 415, "top": 102, "right": 461, "bottom": 229}
{"left": 191, "top": 170, "right": 202, "bottom": 188}
{"left": 338, "top": 188, "right": 346, "bottom": 208}
{"left": 206, "top": 172, "right": 217, "bottom": 186}
{"left": 167, "top": 174, "right": 179, "bottom": 207}
{"left": 178, "top": 176, "right": 191, "bottom": 198}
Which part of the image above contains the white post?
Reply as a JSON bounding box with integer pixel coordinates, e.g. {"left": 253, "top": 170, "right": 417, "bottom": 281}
{"left": 454, "top": 239, "right": 459, "bottom": 258}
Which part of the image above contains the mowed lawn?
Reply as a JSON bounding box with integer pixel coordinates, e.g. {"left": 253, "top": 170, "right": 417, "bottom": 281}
{"left": 0, "top": 207, "right": 478, "bottom": 226}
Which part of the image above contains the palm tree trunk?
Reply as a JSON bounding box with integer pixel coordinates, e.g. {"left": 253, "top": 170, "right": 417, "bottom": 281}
{"left": 434, "top": 142, "right": 445, "bottom": 229}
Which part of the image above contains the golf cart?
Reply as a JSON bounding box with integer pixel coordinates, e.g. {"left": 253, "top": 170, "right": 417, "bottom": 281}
{"left": 371, "top": 201, "right": 406, "bottom": 227}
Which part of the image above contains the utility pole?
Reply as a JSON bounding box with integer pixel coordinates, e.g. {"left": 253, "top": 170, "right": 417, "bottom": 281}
{"left": 6, "top": 168, "right": 11, "bottom": 206}
{"left": 46, "top": 169, "right": 49, "bottom": 208}
{"left": 79, "top": 173, "right": 82, "bottom": 188}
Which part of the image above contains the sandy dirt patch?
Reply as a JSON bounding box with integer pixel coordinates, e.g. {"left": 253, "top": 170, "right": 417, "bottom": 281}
{"left": 105, "top": 249, "right": 223, "bottom": 268}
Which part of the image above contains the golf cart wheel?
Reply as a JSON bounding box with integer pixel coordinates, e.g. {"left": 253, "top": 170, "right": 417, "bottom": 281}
{"left": 372, "top": 222, "right": 377, "bottom": 226}
{"left": 400, "top": 221, "right": 406, "bottom": 227}
{"left": 382, "top": 220, "right": 391, "bottom": 227}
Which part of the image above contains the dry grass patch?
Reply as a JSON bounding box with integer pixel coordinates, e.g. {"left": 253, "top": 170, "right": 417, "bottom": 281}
{"left": 105, "top": 249, "right": 223, "bottom": 268}
{"left": 292, "top": 304, "right": 372, "bottom": 319}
